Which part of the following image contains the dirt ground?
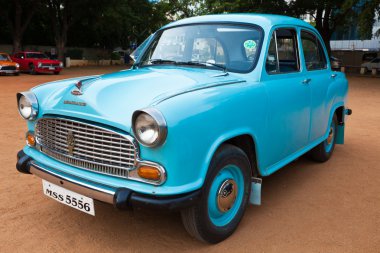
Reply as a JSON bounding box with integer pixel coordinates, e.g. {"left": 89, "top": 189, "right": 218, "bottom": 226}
{"left": 0, "top": 66, "right": 379, "bottom": 253}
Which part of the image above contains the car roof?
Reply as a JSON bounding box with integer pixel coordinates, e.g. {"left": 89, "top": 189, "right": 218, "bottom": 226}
{"left": 17, "top": 51, "right": 43, "bottom": 54}
{"left": 163, "top": 13, "right": 316, "bottom": 31}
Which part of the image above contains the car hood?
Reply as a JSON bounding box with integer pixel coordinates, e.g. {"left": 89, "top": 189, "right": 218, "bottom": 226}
{"left": 0, "top": 60, "right": 17, "bottom": 66}
{"left": 31, "top": 59, "right": 61, "bottom": 63}
{"left": 32, "top": 66, "right": 245, "bottom": 131}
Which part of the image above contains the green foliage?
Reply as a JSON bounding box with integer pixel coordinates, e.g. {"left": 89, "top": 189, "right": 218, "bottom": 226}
{"left": 0, "top": 0, "right": 379, "bottom": 53}
{"left": 357, "top": 0, "right": 380, "bottom": 39}
{"left": 111, "top": 52, "right": 121, "bottom": 60}
{"left": 203, "top": 0, "right": 289, "bottom": 14}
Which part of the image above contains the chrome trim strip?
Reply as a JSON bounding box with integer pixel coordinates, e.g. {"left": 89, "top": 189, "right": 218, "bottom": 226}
{"left": 151, "top": 80, "right": 246, "bottom": 106}
{"left": 29, "top": 161, "right": 116, "bottom": 204}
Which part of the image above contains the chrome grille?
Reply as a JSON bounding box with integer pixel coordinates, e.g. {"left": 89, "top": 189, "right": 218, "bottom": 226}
{"left": 35, "top": 118, "right": 137, "bottom": 178}
{"left": 41, "top": 63, "right": 59, "bottom": 67}
{"left": 1, "top": 66, "right": 16, "bottom": 70}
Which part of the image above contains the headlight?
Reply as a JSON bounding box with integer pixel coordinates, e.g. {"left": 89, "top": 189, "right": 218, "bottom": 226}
{"left": 132, "top": 108, "right": 167, "bottom": 147}
{"left": 37, "top": 62, "right": 42, "bottom": 68}
{"left": 17, "top": 92, "right": 39, "bottom": 120}
{"left": 59, "top": 62, "right": 63, "bottom": 68}
{"left": 15, "top": 63, "right": 20, "bottom": 68}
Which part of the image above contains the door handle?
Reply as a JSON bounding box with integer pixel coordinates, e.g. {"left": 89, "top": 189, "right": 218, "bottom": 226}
{"left": 331, "top": 73, "right": 337, "bottom": 78}
{"left": 302, "top": 78, "right": 311, "bottom": 84}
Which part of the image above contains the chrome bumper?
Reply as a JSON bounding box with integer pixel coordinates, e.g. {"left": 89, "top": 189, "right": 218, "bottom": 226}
{"left": 16, "top": 150, "right": 201, "bottom": 211}
{"left": 30, "top": 161, "right": 115, "bottom": 204}
{"left": 0, "top": 69, "right": 19, "bottom": 74}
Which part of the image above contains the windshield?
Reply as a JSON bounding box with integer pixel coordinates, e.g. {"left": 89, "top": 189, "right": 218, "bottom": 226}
{"left": 0, "top": 54, "right": 10, "bottom": 61}
{"left": 139, "top": 24, "right": 263, "bottom": 73}
{"left": 26, "top": 53, "right": 49, "bottom": 59}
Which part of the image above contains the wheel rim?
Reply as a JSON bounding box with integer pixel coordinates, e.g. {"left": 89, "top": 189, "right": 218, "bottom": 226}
{"left": 208, "top": 165, "right": 244, "bottom": 227}
{"left": 324, "top": 121, "right": 335, "bottom": 153}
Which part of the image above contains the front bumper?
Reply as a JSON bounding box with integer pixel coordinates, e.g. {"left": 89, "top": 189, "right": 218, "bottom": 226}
{"left": 35, "top": 67, "right": 62, "bottom": 73}
{"left": 16, "top": 150, "right": 200, "bottom": 211}
{"left": 0, "top": 69, "right": 19, "bottom": 74}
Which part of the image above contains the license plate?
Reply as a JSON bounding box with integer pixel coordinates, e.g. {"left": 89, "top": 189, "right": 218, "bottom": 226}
{"left": 49, "top": 67, "right": 55, "bottom": 70}
{"left": 42, "top": 180, "right": 95, "bottom": 216}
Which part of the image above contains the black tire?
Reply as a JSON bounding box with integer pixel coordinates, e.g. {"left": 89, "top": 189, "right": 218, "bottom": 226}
{"left": 29, "top": 64, "right": 36, "bottom": 75}
{"left": 14, "top": 72, "right": 20, "bottom": 76}
{"left": 54, "top": 71, "right": 60, "bottom": 75}
{"left": 181, "top": 144, "right": 251, "bottom": 243}
{"left": 308, "top": 114, "right": 338, "bottom": 162}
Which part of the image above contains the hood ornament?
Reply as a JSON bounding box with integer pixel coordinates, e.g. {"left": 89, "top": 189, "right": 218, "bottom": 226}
{"left": 71, "top": 80, "right": 83, "bottom": 96}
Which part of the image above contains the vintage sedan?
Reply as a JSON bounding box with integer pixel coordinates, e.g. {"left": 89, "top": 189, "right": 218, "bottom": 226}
{"left": 0, "top": 52, "right": 19, "bottom": 75}
{"left": 11, "top": 51, "right": 63, "bottom": 75}
{"left": 16, "top": 14, "right": 351, "bottom": 243}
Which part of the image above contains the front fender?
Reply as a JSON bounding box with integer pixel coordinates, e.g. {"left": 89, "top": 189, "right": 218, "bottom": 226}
{"left": 138, "top": 81, "right": 267, "bottom": 194}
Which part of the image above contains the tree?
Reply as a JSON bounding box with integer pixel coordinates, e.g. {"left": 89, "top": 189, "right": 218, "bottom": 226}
{"left": 90, "top": 0, "right": 168, "bottom": 50}
{"left": 0, "top": 0, "right": 40, "bottom": 53}
{"left": 161, "top": 0, "right": 379, "bottom": 56}
{"left": 204, "top": 0, "right": 289, "bottom": 14}
{"left": 46, "top": 0, "right": 73, "bottom": 61}
{"left": 289, "top": 0, "right": 380, "bottom": 55}
{"left": 156, "top": 0, "right": 206, "bottom": 20}
{"left": 46, "top": 0, "right": 111, "bottom": 61}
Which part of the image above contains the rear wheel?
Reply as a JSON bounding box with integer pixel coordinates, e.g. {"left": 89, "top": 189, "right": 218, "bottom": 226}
{"left": 308, "top": 114, "right": 337, "bottom": 162}
{"left": 181, "top": 144, "right": 251, "bottom": 243}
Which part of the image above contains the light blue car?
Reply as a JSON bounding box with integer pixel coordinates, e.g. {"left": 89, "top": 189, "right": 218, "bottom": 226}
{"left": 16, "top": 14, "right": 351, "bottom": 243}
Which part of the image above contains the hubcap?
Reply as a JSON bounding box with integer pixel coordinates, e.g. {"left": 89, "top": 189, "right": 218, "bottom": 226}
{"left": 327, "top": 127, "right": 334, "bottom": 144}
{"left": 208, "top": 165, "right": 244, "bottom": 227}
{"left": 217, "top": 179, "right": 237, "bottom": 212}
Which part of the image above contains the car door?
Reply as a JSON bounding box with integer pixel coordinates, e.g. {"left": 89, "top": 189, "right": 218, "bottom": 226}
{"left": 299, "top": 29, "right": 332, "bottom": 142}
{"left": 261, "top": 27, "right": 311, "bottom": 172}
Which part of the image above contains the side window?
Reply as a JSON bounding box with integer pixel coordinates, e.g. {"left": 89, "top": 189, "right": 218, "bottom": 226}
{"left": 191, "top": 38, "right": 226, "bottom": 64}
{"left": 266, "top": 28, "right": 299, "bottom": 74}
{"left": 301, "top": 31, "right": 327, "bottom": 70}
{"left": 266, "top": 34, "right": 278, "bottom": 73}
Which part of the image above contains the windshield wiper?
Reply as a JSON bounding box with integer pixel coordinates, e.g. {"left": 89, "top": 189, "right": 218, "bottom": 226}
{"left": 149, "top": 59, "right": 177, "bottom": 64}
{"left": 175, "top": 61, "right": 227, "bottom": 72}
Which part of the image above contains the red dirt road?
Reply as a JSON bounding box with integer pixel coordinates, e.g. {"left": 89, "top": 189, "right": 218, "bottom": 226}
{"left": 0, "top": 67, "right": 379, "bottom": 252}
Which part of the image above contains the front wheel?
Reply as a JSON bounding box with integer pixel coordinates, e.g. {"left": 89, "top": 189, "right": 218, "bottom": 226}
{"left": 181, "top": 144, "right": 251, "bottom": 243}
{"left": 29, "top": 64, "right": 36, "bottom": 75}
{"left": 54, "top": 71, "right": 60, "bottom": 75}
{"left": 308, "top": 114, "right": 337, "bottom": 162}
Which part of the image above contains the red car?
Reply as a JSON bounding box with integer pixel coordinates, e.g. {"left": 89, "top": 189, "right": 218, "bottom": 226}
{"left": 11, "top": 51, "right": 63, "bottom": 75}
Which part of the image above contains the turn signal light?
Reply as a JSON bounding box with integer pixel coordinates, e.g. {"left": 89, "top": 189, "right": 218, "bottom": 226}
{"left": 137, "top": 166, "right": 161, "bottom": 181}
{"left": 26, "top": 132, "right": 36, "bottom": 146}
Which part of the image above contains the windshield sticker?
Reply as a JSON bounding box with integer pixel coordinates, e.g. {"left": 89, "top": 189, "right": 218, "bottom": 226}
{"left": 244, "top": 40, "right": 256, "bottom": 50}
